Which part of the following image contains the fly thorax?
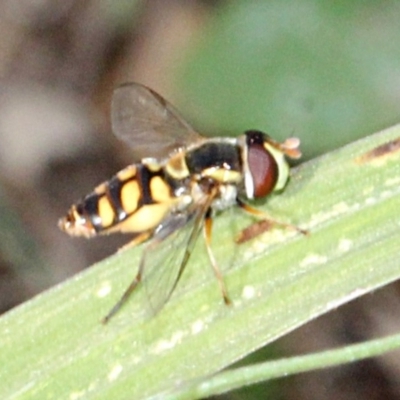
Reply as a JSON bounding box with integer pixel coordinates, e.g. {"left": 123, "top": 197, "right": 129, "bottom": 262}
{"left": 190, "top": 180, "right": 209, "bottom": 204}
{"left": 201, "top": 166, "right": 242, "bottom": 185}
{"left": 241, "top": 130, "right": 290, "bottom": 200}
{"left": 185, "top": 140, "right": 242, "bottom": 185}
{"left": 164, "top": 151, "right": 190, "bottom": 180}
{"left": 212, "top": 184, "right": 238, "bottom": 210}
{"left": 173, "top": 193, "right": 193, "bottom": 212}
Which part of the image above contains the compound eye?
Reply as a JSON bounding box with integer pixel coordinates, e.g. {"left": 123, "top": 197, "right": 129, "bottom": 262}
{"left": 247, "top": 141, "right": 278, "bottom": 198}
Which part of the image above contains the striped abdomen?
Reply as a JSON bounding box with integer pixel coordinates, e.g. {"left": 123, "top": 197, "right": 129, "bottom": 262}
{"left": 58, "top": 162, "right": 187, "bottom": 238}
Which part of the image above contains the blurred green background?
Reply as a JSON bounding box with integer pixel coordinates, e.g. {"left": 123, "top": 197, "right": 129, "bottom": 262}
{"left": 0, "top": 1, "right": 399, "bottom": 399}
{"left": 177, "top": 1, "right": 400, "bottom": 158}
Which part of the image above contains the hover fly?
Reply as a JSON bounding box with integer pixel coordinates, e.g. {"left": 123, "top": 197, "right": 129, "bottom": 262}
{"left": 58, "top": 82, "right": 303, "bottom": 323}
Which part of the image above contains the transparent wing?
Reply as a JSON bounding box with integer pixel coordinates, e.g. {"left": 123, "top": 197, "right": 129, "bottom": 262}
{"left": 111, "top": 82, "right": 203, "bottom": 161}
{"left": 139, "top": 203, "right": 208, "bottom": 316}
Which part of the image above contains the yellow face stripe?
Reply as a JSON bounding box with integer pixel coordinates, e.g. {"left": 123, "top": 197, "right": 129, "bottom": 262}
{"left": 150, "top": 176, "right": 172, "bottom": 203}
{"left": 263, "top": 142, "right": 289, "bottom": 191}
{"left": 98, "top": 195, "right": 115, "bottom": 228}
{"left": 120, "top": 180, "right": 140, "bottom": 214}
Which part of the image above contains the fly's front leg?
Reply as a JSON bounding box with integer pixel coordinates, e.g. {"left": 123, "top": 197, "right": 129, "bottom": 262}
{"left": 204, "top": 209, "right": 232, "bottom": 306}
{"left": 235, "top": 198, "right": 308, "bottom": 244}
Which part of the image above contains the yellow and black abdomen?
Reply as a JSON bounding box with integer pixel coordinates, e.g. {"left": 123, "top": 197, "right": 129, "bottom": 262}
{"left": 58, "top": 163, "right": 186, "bottom": 238}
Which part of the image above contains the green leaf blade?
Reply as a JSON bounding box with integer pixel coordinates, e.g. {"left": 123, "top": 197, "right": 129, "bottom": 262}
{"left": 0, "top": 125, "right": 399, "bottom": 399}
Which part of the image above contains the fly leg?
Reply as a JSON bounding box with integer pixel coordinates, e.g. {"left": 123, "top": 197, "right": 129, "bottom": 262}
{"left": 235, "top": 198, "right": 308, "bottom": 244}
{"left": 102, "top": 231, "right": 152, "bottom": 324}
{"left": 117, "top": 231, "right": 152, "bottom": 252}
{"left": 204, "top": 209, "right": 232, "bottom": 306}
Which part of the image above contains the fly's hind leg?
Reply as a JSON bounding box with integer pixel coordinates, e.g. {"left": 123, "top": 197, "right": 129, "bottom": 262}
{"left": 204, "top": 209, "right": 232, "bottom": 306}
{"left": 102, "top": 231, "right": 152, "bottom": 324}
{"left": 235, "top": 198, "right": 308, "bottom": 244}
{"left": 117, "top": 231, "right": 152, "bottom": 252}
